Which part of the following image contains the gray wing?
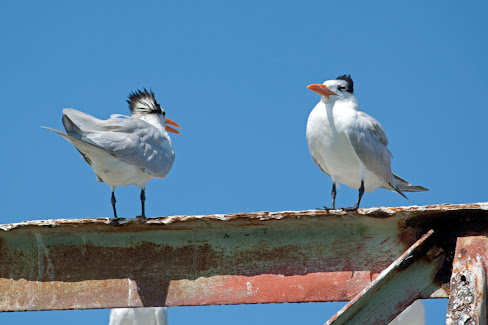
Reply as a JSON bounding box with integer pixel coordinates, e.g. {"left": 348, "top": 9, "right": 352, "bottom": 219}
{"left": 41, "top": 126, "right": 130, "bottom": 182}
{"left": 61, "top": 109, "right": 174, "bottom": 178}
{"left": 345, "top": 111, "right": 403, "bottom": 194}
{"left": 41, "top": 126, "right": 118, "bottom": 160}
{"left": 393, "top": 173, "right": 429, "bottom": 192}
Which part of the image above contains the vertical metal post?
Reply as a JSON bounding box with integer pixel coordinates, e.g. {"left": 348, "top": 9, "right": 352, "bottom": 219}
{"left": 446, "top": 236, "right": 488, "bottom": 325}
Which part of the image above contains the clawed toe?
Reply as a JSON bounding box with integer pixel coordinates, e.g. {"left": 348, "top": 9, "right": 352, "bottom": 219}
{"left": 111, "top": 218, "right": 123, "bottom": 226}
{"left": 317, "top": 206, "right": 336, "bottom": 212}
{"left": 341, "top": 206, "right": 358, "bottom": 212}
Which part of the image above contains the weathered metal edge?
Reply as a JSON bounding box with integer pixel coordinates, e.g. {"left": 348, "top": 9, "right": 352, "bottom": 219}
{"left": 325, "top": 230, "right": 445, "bottom": 325}
{"left": 2, "top": 203, "right": 487, "bottom": 231}
{"left": 446, "top": 236, "right": 488, "bottom": 324}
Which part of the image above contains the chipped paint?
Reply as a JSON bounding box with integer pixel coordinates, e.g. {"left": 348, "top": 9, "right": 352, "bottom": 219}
{"left": 2, "top": 202, "right": 487, "bottom": 232}
{"left": 34, "top": 231, "right": 55, "bottom": 283}
{"left": 326, "top": 230, "right": 445, "bottom": 325}
{"left": 446, "top": 236, "right": 488, "bottom": 325}
{"left": 0, "top": 203, "right": 487, "bottom": 312}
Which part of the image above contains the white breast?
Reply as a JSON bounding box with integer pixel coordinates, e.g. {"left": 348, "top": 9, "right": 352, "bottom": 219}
{"left": 306, "top": 101, "right": 384, "bottom": 192}
{"left": 92, "top": 157, "right": 153, "bottom": 188}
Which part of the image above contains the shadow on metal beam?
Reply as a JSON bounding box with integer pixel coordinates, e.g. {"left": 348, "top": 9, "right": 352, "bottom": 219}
{"left": 325, "top": 229, "right": 445, "bottom": 325}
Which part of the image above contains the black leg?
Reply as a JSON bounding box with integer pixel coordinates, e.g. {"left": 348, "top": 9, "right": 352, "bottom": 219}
{"left": 331, "top": 182, "right": 337, "bottom": 210}
{"left": 342, "top": 180, "right": 365, "bottom": 212}
{"left": 318, "top": 182, "right": 337, "bottom": 211}
{"left": 111, "top": 190, "right": 118, "bottom": 219}
{"left": 138, "top": 188, "right": 146, "bottom": 219}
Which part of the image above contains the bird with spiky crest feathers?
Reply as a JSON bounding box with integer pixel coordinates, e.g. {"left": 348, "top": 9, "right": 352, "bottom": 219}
{"left": 127, "top": 89, "right": 164, "bottom": 116}
{"left": 42, "top": 88, "right": 181, "bottom": 222}
{"left": 306, "top": 74, "right": 428, "bottom": 211}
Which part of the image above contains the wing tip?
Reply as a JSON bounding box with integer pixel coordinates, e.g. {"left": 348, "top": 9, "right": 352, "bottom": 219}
{"left": 41, "top": 126, "right": 64, "bottom": 134}
{"left": 403, "top": 185, "right": 429, "bottom": 192}
{"left": 392, "top": 184, "right": 408, "bottom": 199}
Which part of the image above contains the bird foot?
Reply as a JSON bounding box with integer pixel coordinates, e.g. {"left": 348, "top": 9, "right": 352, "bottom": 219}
{"left": 110, "top": 218, "right": 124, "bottom": 226}
{"left": 136, "top": 215, "right": 147, "bottom": 221}
{"left": 317, "top": 206, "right": 335, "bottom": 212}
{"left": 341, "top": 206, "right": 359, "bottom": 212}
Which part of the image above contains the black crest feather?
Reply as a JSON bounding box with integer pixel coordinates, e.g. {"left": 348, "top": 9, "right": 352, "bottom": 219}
{"left": 127, "top": 89, "right": 163, "bottom": 115}
{"left": 336, "top": 74, "right": 354, "bottom": 93}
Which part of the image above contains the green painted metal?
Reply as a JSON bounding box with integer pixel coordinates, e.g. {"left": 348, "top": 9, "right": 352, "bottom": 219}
{"left": 0, "top": 203, "right": 487, "bottom": 313}
{"left": 326, "top": 229, "right": 445, "bottom": 325}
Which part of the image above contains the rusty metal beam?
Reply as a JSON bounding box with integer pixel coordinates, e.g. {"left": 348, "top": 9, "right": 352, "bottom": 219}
{"left": 0, "top": 203, "right": 487, "bottom": 312}
{"left": 446, "top": 236, "right": 488, "bottom": 325}
{"left": 325, "top": 229, "right": 445, "bottom": 325}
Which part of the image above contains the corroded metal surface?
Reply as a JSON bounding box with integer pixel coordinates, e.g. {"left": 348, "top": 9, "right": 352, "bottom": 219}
{"left": 2, "top": 202, "right": 488, "bottom": 231}
{"left": 446, "top": 236, "right": 488, "bottom": 325}
{"left": 0, "top": 203, "right": 487, "bottom": 312}
{"left": 326, "top": 230, "right": 445, "bottom": 325}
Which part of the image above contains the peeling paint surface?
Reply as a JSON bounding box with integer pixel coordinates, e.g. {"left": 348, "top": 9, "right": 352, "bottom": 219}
{"left": 446, "top": 236, "right": 488, "bottom": 325}
{"left": 325, "top": 230, "right": 445, "bottom": 325}
{"left": 0, "top": 203, "right": 487, "bottom": 311}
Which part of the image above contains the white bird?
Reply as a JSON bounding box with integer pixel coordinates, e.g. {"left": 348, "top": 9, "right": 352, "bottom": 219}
{"left": 306, "top": 75, "right": 427, "bottom": 211}
{"left": 109, "top": 307, "right": 168, "bottom": 325}
{"left": 43, "top": 89, "right": 181, "bottom": 221}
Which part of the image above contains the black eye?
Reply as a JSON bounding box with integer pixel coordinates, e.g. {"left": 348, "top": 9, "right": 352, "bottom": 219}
{"left": 162, "top": 111, "right": 166, "bottom": 117}
{"left": 338, "top": 85, "right": 346, "bottom": 91}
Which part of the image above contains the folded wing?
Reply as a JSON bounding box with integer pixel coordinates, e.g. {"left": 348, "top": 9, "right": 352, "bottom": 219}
{"left": 46, "top": 109, "right": 174, "bottom": 179}
{"left": 345, "top": 111, "right": 405, "bottom": 197}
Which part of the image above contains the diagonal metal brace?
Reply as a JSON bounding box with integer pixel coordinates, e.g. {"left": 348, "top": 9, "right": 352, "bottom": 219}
{"left": 325, "top": 229, "right": 445, "bottom": 325}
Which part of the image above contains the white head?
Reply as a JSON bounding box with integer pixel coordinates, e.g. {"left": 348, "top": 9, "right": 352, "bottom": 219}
{"left": 308, "top": 74, "right": 356, "bottom": 103}
{"left": 127, "top": 89, "right": 181, "bottom": 134}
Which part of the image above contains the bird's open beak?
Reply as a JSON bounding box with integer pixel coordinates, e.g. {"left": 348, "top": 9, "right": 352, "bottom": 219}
{"left": 165, "top": 118, "right": 181, "bottom": 134}
{"left": 307, "top": 84, "right": 336, "bottom": 98}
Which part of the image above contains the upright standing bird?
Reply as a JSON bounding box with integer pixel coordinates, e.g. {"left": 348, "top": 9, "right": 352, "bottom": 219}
{"left": 306, "top": 75, "right": 427, "bottom": 211}
{"left": 43, "top": 89, "right": 181, "bottom": 220}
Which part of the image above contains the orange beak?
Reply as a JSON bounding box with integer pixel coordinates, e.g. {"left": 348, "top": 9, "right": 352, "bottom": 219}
{"left": 307, "top": 84, "right": 336, "bottom": 98}
{"left": 164, "top": 118, "right": 181, "bottom": 134}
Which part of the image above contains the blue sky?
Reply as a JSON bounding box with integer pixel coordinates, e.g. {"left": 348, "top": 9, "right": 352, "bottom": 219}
{"left": 1, "top": 0, "right": 487, "bottom": 323}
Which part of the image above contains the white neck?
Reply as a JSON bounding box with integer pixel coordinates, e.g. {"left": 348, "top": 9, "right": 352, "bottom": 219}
{"left": 322, "top": 96, "right": 360, "bottom": 111}
{"left": 134, "top": 114, "right": 165, "bottom": 132}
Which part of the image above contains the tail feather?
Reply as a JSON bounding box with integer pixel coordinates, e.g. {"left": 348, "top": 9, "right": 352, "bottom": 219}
{"left": 41, "top": 125, "right": 115, "bottom": 171}
{"left": 62, "top": 108, "right": 105, "bottom": 132}
{"left": 62, "top": 114, "right": 83, "bottom": 135}
{"left": 393, "top": 173, "right": 429, "bottom": 192}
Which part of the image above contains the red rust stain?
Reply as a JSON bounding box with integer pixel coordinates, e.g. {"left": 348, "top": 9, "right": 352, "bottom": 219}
{"left": 3, "top": 203, "right": 486, "bottom": 232}
{"left": 2, "top": 203, "right": 487, "bottom": 311}
{"left": 379, "top": 237, "right": 391, "bottom": 245}
{"left": 165, "top": 272, "right": 374, "bottom": 306}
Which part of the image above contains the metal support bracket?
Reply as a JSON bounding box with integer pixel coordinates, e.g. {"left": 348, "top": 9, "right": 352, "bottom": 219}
{"left": 1, "top": 203, "right": 488, "bottom": 322}
{"left": 446, "top": 236, "right": 488, "bottom": 325}
{"left": 325, "top": 229, "right": 445, "bottom": 325}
